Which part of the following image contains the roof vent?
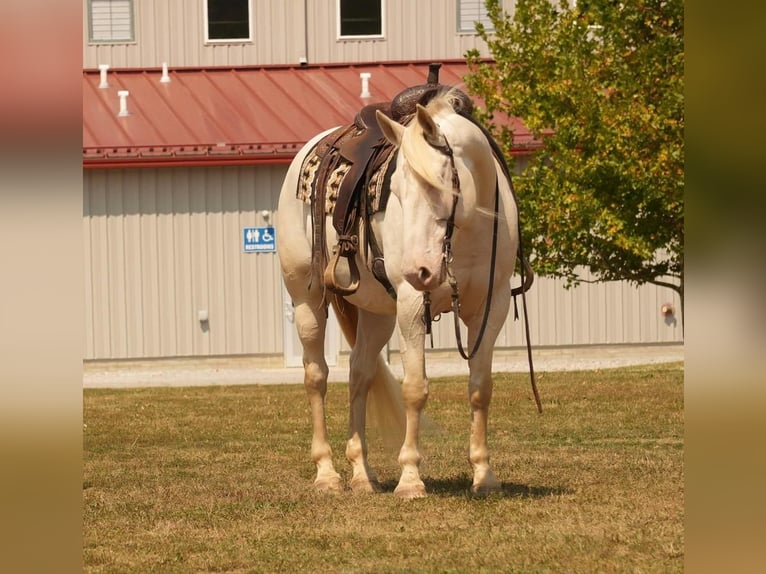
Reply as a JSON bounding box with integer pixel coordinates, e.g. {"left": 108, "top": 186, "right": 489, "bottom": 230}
{"left": 360, "top": 72, "right": 371, "bottom": 98}
{"left": 160, "top": 62, "right": 171, "bottom": 84}
{"left": 117, "top": 90, "right": 131, "bottom": 117}
{"left": 98, "top": 64, "right": 110, "bottom": 89}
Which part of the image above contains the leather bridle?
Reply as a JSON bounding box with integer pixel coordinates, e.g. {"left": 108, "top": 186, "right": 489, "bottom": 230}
{"left": 421, "top": 131, "right": 542, "bottom": 414}
{"left": 421, "top": 135, "right": 499, "bottom": 362}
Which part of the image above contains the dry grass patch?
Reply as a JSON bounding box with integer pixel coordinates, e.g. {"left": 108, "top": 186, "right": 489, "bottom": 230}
{"left": 84, "top": 363, "right": 683, "bottom": 573}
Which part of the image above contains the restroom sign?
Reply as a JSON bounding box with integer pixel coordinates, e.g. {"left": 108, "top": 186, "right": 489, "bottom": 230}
{"left": 243, "top": 226, "right": 276, "bottom": 253}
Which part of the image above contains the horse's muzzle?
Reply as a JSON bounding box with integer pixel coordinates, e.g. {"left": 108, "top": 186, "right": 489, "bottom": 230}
{"left": 404, "top": 265, "right": 444, "bottom": 292}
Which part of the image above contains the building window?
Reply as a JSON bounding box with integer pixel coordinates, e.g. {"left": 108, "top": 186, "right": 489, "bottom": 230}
{"left": 457, "top": 0, "right": 494, "bottom": 33}
{"left": 205, "top": 0, "right": 252, "bottom": 42}
{"left": 88, "top": 0, "right": 134, "bottom": 43}
{"left": 338, "top": 0, "right": 384, "bottom": 38}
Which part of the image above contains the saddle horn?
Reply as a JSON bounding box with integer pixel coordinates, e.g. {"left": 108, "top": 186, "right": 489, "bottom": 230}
{"left": 390, "top": 62, "right": 474, "bottom": 122}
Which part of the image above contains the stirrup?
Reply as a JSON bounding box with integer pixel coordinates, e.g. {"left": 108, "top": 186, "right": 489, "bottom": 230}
{"left": 323, "top": 242, "right": 360, "bottom": 296}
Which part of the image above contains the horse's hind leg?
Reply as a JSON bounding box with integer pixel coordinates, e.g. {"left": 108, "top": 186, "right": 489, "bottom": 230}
{"left": 291, "top": 292, "right": 343, "bottom": 493}
{"left": 345, "top": 309, "right": 396, "bottom": 493}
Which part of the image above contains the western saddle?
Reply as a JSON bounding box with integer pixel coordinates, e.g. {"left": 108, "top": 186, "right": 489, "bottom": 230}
{"left": 304, "top": 63, "right": 474, "bottom": 298}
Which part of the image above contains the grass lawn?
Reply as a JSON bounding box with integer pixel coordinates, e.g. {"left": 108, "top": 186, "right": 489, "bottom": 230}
{"left": 83, "top": 363, "right": 683, "bottom": 573}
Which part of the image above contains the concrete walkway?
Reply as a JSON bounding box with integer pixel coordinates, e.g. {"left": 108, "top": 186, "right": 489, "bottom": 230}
{"left": 83, "top": 344, "right": 683, "bottom": 389}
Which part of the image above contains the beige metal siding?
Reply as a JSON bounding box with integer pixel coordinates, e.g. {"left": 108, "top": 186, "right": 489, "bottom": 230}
{"left": 511, "top": 270, "right": 683, "bottom": 347}
{"left": 85, "top": 0, "right": 259, "bottom": 68}
{"left": 84, "top": 0, "right": 512, "bottom": 69}
{"left": 372, "top": 271, "right": 683, "bottom": 356}
{"left": 85, "top": 163, "right": 682, "bottom": 361}
{"left": 310, "top": 0, "right": 507, "bottom": 65}
{"left": 84, "top": 166, "right": 286, "bottom": 360}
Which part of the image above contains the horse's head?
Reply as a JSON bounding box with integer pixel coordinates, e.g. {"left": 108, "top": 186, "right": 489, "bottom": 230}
{"left": 376, "top": 94, "right": 493, "bottom": 292}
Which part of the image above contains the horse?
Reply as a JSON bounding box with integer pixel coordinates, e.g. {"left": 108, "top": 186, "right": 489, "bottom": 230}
{"left": 276, "top": 90, "right": 532, "bottom": 498}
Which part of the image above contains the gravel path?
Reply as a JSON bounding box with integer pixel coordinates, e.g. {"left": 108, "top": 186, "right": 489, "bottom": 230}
{"left": 84, "top": 344, "right": 683, "bottom": 389}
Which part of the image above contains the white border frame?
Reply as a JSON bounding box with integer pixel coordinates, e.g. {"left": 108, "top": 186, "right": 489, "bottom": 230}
{"left": 87, "top": 0, "right": 136, "bottom": 45}
{"left": 203, "top": 0, "right": 253, "bottom": 44}
{"left": 456, "top": 0, "right": 495, "bottom": 35}
{"left": 336, "top": 0, "right": 386, "bottom": 41}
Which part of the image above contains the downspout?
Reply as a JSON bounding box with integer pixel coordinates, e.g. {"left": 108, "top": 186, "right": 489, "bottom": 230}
{"left": 303, "top": 0, "right": 309, "bottom": 65}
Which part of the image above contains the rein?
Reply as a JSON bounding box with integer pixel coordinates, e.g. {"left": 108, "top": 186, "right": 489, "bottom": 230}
{"left": 422, "top": 137, "right": 499, "bottom": 362}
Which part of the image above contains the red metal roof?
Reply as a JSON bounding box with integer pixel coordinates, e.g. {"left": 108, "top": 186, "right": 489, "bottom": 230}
{"left": 83, "top": 60, "right": 538, "bottom": 169}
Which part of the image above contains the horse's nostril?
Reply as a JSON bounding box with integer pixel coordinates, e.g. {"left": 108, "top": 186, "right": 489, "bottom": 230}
{"left": 418, "top": 267, "right": 432, "bottom": 283}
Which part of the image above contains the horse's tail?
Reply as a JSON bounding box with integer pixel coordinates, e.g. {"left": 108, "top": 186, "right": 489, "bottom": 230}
{"left": 328, "top": 294, "right": 406, "bottom": 449}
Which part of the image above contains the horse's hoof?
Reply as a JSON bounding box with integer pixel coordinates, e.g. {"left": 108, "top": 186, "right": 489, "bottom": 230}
{"left": 314, "top": 476, "right": 344, "bottom": 493}
{"left": 471, "top": 467, "right": 502, "bottom": 496}
{"left": 471, "top": 480, "right": 503, "bottom": 497}
{"left": 350, "top": 476, "right": 381, "bottom": 494}
{"left": 394, "top": 482, "right": 427, "bottom": 499}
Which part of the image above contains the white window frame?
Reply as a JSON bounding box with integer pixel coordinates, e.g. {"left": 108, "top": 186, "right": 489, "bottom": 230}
{"left": 336, "top": 0, "right": 386, "bottom": 40}
{"left": 88, "top": 0, "right": 135, "bottom": 44}
{"left": 457, "top": 0, "right": 495, "bottom": 34}
{"left": 203, "top": 0, "right": 253, "bottom": 44}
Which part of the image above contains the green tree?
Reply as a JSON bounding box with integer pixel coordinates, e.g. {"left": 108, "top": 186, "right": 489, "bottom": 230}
{"left": 465, "top": 0, "right": 684, "bottom": 313}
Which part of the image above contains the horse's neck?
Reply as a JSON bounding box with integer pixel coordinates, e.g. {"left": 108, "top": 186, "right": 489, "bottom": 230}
{"left": 450, "top": 114, "right": 497, "bottom": 212}
{"left": 474, "top": 156, "right": 498, "bottom": 211}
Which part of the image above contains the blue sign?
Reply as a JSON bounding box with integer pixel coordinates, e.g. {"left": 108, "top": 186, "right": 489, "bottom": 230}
{"left": 243, "top": 226, "right": 276, "bottom": 253}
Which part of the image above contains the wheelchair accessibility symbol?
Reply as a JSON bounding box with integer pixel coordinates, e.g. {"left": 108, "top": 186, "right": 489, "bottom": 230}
{"left": 243, "top": 226, "right": 276, "bottom": 252}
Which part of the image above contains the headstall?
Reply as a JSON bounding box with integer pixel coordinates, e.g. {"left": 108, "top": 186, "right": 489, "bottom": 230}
{"left": 421, "top": 135, "right": 500, "bottom": 361}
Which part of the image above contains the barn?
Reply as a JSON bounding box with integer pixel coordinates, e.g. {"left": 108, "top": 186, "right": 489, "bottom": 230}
{"left": 82, "top": 0, "right": 682, "bottom": 366}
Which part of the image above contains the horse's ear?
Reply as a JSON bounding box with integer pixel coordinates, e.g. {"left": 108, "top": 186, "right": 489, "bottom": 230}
{"left": 415, "top": 104, "right": 446, "bottom": 148}
{"left": 376, "top": 109, "right": 404, "bottom": 147}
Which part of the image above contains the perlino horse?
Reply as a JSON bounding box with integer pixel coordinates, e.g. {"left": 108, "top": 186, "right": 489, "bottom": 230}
{"left": 277, "top": 90, "right": 532, "bottom": 498}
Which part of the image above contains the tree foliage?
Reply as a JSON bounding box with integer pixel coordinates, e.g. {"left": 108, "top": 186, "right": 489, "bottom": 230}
{"left": 465, "top": 0, "right": 684, "bottom": 298}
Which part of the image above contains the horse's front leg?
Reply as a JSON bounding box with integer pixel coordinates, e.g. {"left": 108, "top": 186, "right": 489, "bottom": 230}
{"left": 465, "top": 285, "right": 511, "bottom": 495}
{"left": 346, "top": 310, "right": 395, "bottom": 493}
{"left": 293, "top": 298, "right": 343, "bottom": 493}
{"left": 393, "top": 294, "right": 429, "bottom": 499}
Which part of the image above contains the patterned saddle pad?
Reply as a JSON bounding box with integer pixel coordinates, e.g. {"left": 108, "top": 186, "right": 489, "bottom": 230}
{"left": 296, "top": 131, "right": 396, "bottom": 220}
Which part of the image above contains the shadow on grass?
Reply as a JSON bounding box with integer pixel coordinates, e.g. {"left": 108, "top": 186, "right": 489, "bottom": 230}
{"left": 377, "top": 476, "right": 570, "bottom": 498}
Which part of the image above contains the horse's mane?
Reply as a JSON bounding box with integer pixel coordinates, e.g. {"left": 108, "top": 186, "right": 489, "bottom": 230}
{"left": 399, "top": 90, "right": 468, "bottom": 194}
